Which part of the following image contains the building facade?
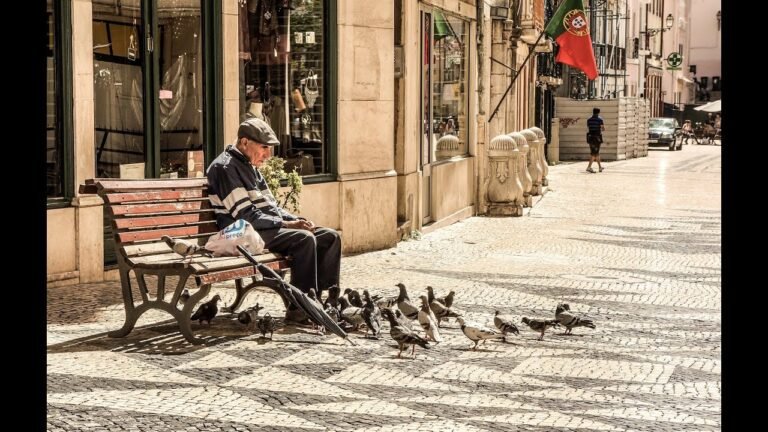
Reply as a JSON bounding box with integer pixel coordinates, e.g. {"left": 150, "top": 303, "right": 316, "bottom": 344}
{"left": 51, "top": 0, "right": 693, "bottom": 285}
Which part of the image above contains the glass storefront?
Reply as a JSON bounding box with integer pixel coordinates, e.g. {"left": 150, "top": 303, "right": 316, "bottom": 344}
{"left": 92, "top": 0, "right": 204, "bottom": 179}
{"left": 47, "top": 0, "right": 61, "bottom": 198}
{"left": 238, "top": 0, "right": 326, "bottom": 175}
{"left": 421, "top": 8, "right": 469, "bottom": 163}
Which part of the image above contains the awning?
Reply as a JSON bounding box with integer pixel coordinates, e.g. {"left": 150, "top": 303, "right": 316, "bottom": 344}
{"left": 694, "top": 100, "right": 721, "bottom": 112}
{"left": 677, "top": 76, "right": 694, "bottom": 84}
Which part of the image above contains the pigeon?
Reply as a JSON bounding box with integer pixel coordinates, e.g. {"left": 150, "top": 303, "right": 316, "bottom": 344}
{"left": 257, "top": 312, "right": 279, "bottom": 339}
{"left": 237, "top": 303, "right": 264, "bottom": 331}
{"left": 521, "top": 317, "right": 560, "bottom": 341}
{"left": 426, "top": 286, "right": 455, "bottom": 308}
{"left": 417, "top": 295, "right": 442, "bottom": 343}
{"left": 429, "top": 297, "right": 463, "bottom": 326}
{"left": 395, "top": 283, "right": 420, "bottom": 320}
{"left": 555, "top": 303, "right": 596, "bottom": 335}
{"left": 494, "top": 310, "right": 520, "bottom": 341}
{"left": 344, "top": 289, "right": 364, "bottom": 308}
{"left": 324, "top": 285, "right": 341, "bottom": 311}
{"left": 338, "top": 296, "right": 365, "bottom": 331}
{"left": 361, "top": 290, "right": 382, "bottom": 338}
{"left": 426, "top": 286, "right": 444, "bottom": 305}
{"left": 393, "top": 309, "right": 415, "bottom": 331}
{"left": 178, "top": 288, "right": 191, "bottom": 307}
{"left": 161, "top": 235, "right": 212, "bottom": 259}
{"left": 381, "top": 308, "right": 431, "bottom": 359}
{"left": 443, "top": 290, "right": 456, "bottom": 309}
{"left": 190, "top": 294, "right": 221, "bottom": 325}
{"left": 456, "top": 317, "right": 504, "bottom": 350}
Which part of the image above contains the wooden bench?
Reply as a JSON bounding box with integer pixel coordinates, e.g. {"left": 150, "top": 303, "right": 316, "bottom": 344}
{"left": 79, "top": 178, "right": 291, "bottom": 345}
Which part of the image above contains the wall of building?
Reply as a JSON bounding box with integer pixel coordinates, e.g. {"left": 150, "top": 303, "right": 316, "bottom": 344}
{"left": 47, "top": 208, "right": 77, "bottom": 278}
{"left": 689, "top": 0, "right": 721, "bottom": 94}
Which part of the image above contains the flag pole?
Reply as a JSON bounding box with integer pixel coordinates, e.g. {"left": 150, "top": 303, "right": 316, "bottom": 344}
{"left": 488, "top": 30, "right": 547, "bottom": 122}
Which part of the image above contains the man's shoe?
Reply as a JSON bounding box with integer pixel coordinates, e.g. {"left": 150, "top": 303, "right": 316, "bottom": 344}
{"left": 599, "top": 167, "right": 604, "bottom": 172}
{"left": 586, "top": 168, "right": 596, "bottom": 173}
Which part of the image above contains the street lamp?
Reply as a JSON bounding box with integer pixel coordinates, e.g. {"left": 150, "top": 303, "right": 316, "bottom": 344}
{"left": 642, "top": 13, "right": 674, "bottom": 37}
{"left": 716, "top": 10, "right": 721, "bottom": 31}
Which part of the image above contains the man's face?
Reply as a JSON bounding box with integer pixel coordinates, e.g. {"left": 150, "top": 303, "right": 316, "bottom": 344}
{"left": 241, "top": 138, "right": 272, "bottom": 167}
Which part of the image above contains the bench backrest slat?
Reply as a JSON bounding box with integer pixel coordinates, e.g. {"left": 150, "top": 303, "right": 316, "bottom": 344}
{"left": 110, "top": 200, "right": 210, "bottom": 216}
{"left": 104, "top": 189, "right": 205, "bottom": 204}
{"left": 115, "top": 223, "right": 219, "bottom": 243}
{"left": 113, "top": 212, "right": 215, "bottom": 230}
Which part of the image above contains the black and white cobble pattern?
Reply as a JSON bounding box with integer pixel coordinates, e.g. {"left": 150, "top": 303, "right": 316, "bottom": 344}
{"left": 48, "top": 146, "right": 721, "bottom": 431}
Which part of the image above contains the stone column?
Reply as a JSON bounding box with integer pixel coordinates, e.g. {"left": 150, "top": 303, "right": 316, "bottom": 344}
{"left": 549, "top": 118, "right": 560, "bottom": 163}
{"left": 520, "top": 129, "right": 542, "bottom": 196}
{"left": 486, "top": 135, "right": 523, "bottom": 216}
{"left": 508, "top": 132, "right": 533, "bottom": 207}
{"left": 528, "top": 127, "right": 549, "bottom": 186}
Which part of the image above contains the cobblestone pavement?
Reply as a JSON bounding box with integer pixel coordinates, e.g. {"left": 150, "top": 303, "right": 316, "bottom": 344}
{"left": 48, "top": 145, "right": 721, "bottom": 431}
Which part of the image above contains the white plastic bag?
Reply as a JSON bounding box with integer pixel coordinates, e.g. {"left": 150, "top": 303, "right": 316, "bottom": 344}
{"left": 204, "top": 219, "right": 265, "bottom": 257}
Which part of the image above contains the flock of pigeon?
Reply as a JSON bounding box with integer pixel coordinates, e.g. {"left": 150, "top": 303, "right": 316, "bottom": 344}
{"left": 180, "top": 282, "right": 597, "bottom": 359}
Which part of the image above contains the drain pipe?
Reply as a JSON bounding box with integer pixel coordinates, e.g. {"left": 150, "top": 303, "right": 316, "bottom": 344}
{"left": 477, "top": 0, "right": 485, "bottom": 114}
{"left": 476, "top": 0, "right": 486, "bottom": 214}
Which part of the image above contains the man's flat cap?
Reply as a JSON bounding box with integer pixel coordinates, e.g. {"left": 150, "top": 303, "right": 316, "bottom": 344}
{"left": 237, "top": 118, "right": 280, "bottom": 146}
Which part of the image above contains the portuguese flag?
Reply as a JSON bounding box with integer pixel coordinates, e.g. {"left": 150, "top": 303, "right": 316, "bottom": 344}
{"left": 544, "top": 0, "right": 598, "bottom": 80}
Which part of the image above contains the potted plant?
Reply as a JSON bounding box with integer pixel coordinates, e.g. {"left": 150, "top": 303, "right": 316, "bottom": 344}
{"left": 258, "top": 156, "right": 303, "bottom": 213}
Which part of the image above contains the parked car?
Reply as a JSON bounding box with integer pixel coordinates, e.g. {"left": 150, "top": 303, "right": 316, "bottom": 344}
{"left": 648, "top": 117, "right": 682, "bottom": 151}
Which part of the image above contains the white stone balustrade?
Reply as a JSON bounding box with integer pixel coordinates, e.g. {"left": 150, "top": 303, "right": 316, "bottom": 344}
{"left": 528, "top": 127, "right": 549, "bottom": 187}
{"left": 520, "top": 129, "right": 543, "bottom": 196}
{"left": 435, "top": 134, "right": 461, "bottom": 160}
{"left": 508, "top": 132, "right": 533, "bottom": 207}
{"left": 486, "top": 134, "right": 524, "bottom": 216}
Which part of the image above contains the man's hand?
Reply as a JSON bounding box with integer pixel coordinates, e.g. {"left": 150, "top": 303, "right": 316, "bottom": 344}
{"left": 282, "top": 219, "right": 316, "bottom": 232}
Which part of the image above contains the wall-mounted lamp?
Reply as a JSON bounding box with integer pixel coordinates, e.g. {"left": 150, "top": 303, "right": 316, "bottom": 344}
{"left": 490, "top": 6, "right": 509, "bottom": 20}
{"left": 641, "top": 13, "right": 674, "bottom": 37}
{"left": 489, "top": 0, "right": 510, "bottom": 20}
{"left": 716, "top": 10, "right": 721, "bottom": 31}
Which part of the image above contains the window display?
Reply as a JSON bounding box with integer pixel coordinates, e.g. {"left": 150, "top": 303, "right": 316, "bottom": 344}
{"left": 239, "top": 0, "right": 326, "bottom": 175}
{"left": 422, "top": 8, "right": 469, "bottom": 162}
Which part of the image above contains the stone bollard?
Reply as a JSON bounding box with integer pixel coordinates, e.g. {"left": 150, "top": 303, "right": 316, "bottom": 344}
{"left": 520, "top": 129, "right": 543, "bottom": 196}
{"left": 486, "top": 135, "right": 524, "bottom": 216}
{"left": 528, "top": 127, "right": 549, "bottom": 187}
{"left": 508, "top": 132, "right": 533, "bottom": 207}
{"left": 435, "top": 135, "right": 461, "bottom": 160}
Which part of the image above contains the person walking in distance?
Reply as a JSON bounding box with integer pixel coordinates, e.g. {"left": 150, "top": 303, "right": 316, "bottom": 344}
{"left": 586, "top": 108, "right": 605, "bottom": 173}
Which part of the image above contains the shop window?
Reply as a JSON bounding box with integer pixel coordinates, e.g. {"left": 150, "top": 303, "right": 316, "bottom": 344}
{"left": 238, "top": 0, "right": 328, "bottom": 176}
{"left": 47, "top": 1, "right": 60, "bottom": 197}
{"left": 92, "top": 1, "right": 204, "bottom": 180}
{"left": 47, "top": 0, "right": 73, "bottom": 203}
{"left": 426, "top": 9, "right": 469, "bottom": 161}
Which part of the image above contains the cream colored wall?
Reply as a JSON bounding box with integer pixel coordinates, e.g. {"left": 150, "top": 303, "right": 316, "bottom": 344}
{"left": 292, "top": 181, "right": 341, "bottom": 230}
{"left": 431, "top": 157, "right": 475, "bottom": 221}
{"left": 47, "top": 208, "right": 78, "bottom": 276}
{"left": 337, "top": 6, "right": 394, "bottom": 175}
{"left": 337, "top": 0, "right": 399, "bottom": 251}
{"left": 340, "top": 176, "right": 399, "bottom": 254}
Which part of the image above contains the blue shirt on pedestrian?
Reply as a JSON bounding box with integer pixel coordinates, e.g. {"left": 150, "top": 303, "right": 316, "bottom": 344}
{"left": 587, "top": 115, "right": 604, "bottom": 134}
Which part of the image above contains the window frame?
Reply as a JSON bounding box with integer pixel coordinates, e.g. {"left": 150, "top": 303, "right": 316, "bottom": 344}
{"left": 47, "top": 0, "right": 74, "bottom": 209}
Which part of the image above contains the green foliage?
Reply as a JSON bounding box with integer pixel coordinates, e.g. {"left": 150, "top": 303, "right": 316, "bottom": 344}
{"left": 258, "top": 157, "right": 303, "bottom": 213}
